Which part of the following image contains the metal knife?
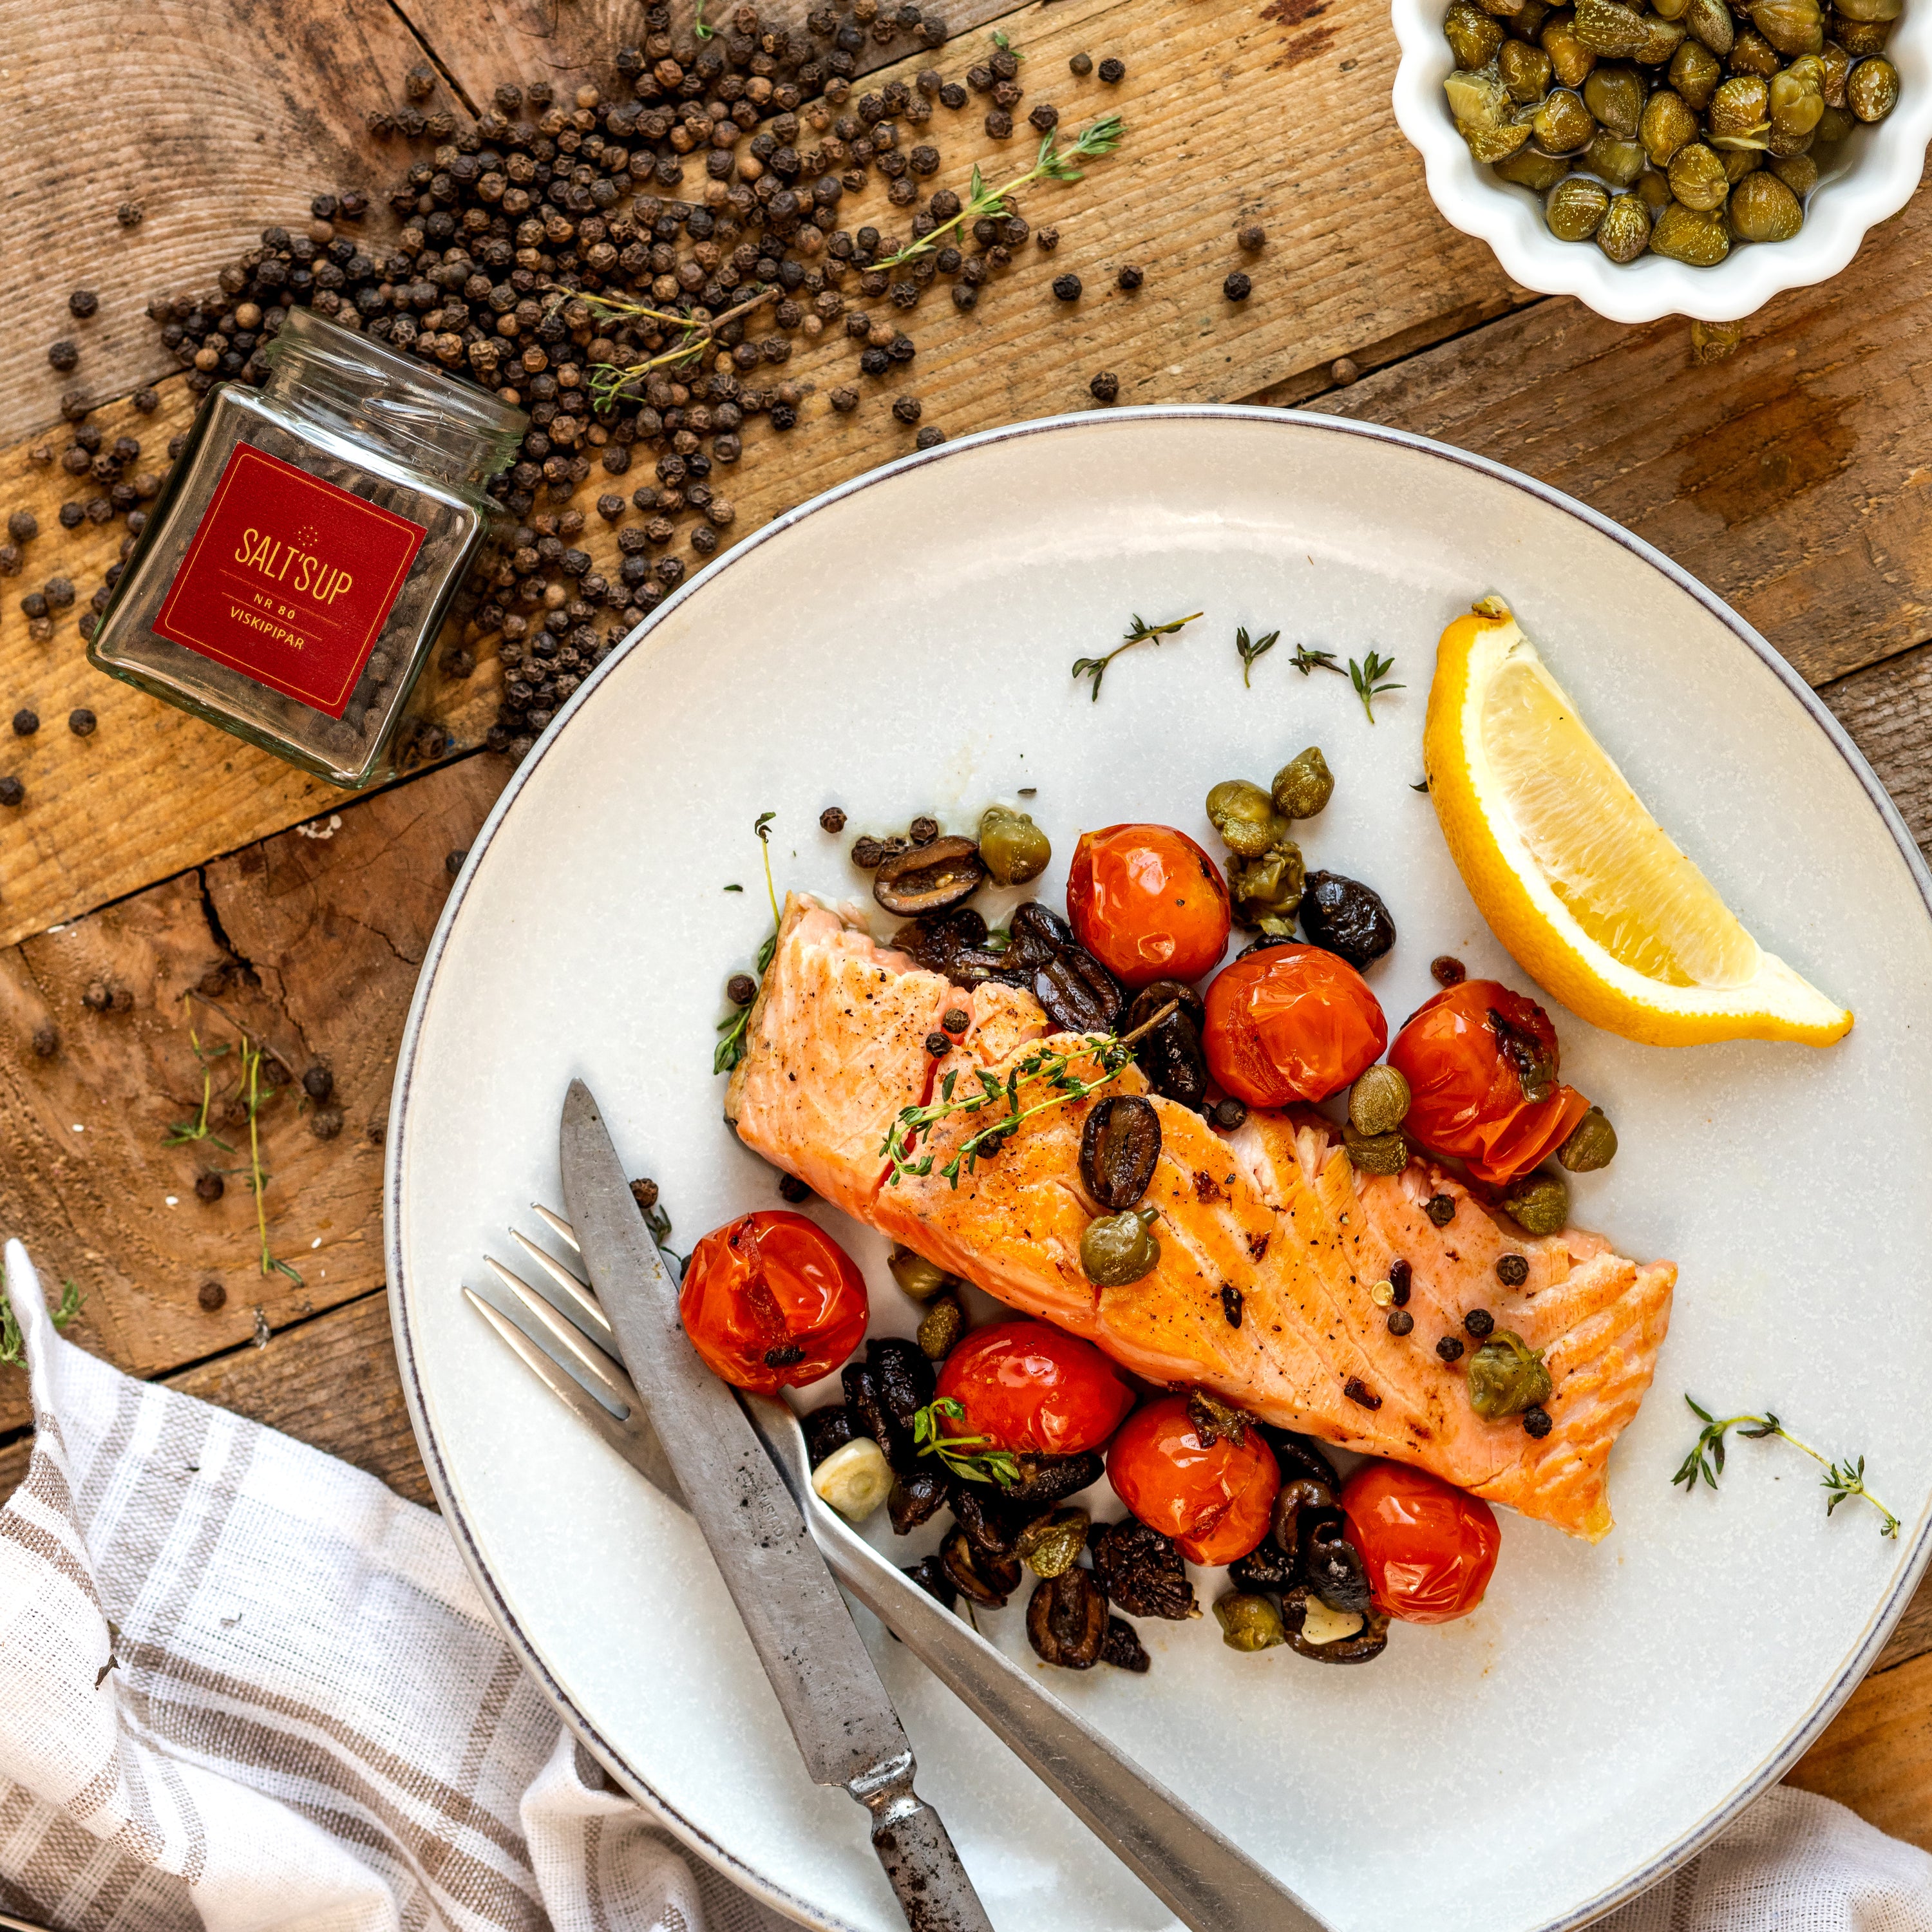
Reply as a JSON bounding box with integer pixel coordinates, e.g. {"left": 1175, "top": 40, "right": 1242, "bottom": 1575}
{"left": 559, "top": 1079, "right": 994, "bottom": 1932}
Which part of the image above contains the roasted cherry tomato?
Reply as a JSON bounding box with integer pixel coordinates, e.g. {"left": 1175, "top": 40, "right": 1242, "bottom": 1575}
{"left": 1387, "top": 978, "right": 1590, "bottom": 1186}
{"left": 679, "top": 1211, "right": 869, "bottom": 1394}
{"left": 1202, "top": 943, "right": 1388, "bottom": 1106}
{"left": 1066, "top": 824, "right": 1232, "bottom": 989}
{"left": 936, "top": 1320, "right": 1135, "bottom": 1455}
{"left": 1106, "top": 1394, "right": 1280, "bottom": 1565}
{"left": 1341, "top": 1462, "right": 1501, "bottom": 1624}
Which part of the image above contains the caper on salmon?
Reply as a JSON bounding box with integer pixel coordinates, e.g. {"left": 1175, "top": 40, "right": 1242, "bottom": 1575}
{"left": 1441, "top": 0, "right": 1902, "bottom": 265}
{"left": 1081, "top": 1204, "right": 1162, "bottom": 1285}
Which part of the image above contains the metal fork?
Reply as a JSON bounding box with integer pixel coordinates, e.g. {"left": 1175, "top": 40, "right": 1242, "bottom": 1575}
{"left": 468, "top": 1210, "right": 1329, "bottom": 1932}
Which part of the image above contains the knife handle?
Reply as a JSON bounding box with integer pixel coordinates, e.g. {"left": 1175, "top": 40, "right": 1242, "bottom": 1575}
{"left": 850, "top": 1753, "right": 997, "bottom": 1932}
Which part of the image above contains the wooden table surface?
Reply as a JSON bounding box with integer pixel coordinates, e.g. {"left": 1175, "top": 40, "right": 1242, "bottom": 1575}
{"left": 3, "top": 0, "right": 1929, "bottom": 1879}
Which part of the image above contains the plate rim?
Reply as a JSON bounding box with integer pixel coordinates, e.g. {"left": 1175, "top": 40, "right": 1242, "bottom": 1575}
{"left": 384, "top": 402, "right": 1932, "bottom": 1932}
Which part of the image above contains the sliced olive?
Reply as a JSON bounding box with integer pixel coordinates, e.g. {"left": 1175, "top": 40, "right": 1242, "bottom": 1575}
{"left": 891, "top": 905, "right": 989, "bottom": 976}
{"left": 941, "top": 1526, "right": 1018, "bottom": 1607}
{"left": 1271, "top": 1474, "right": 1338, "bottom": 1560}
{"left": 1281, "top": 1584, "right": 1390, "bottom": 1662}
{"left": 802, "top": 1403, "right": 856, "bottom": 1468}
{"left": 1302, "top": 1515, "right": 1372, "bottom": 1614}
{"left": 978, "top": 805, "right": 1052, "bottom": 886}
{"left": 867, "top": 1336, "right": 936, "bottom": 1447}
{"left": 1080, "top": 1095, "right": 1162, "bottom": 1210}
{"left": 1027, "top": 1567, "right": 1109, "bottom": 1667}
{"left": 1001, "top": 1450, "right": 1106, "bottom": 1508}
{"left": 1091, "top": 1517, "right": 1198, "bottom": 1620}
{"left": 1125, "top": 982, "right": 1211, "bottom": 1111}
{"left": 1034, "top": 946, "right": 1124, "bottom": 1034}
{"left": 888, "top": 1465, "right": 951, "bottom": 1535}
{"left": 1081, "top": 1204, "right": 1162, "bottom": 1286}
{"left": 1265, "top": 1428, "right": 1341, "bottom": 1489}
{"left": 1005, "top": 900, "right": 1076, "bottom": 966}
{"left": 953, "top": 1481, "right": 1023, "bottom": 1558}
{"left": 1229, "top": 1534, "right": 1298, "bottom": 1593}
{"left": 873, "top": 835, "right": 985, "bottom": 916}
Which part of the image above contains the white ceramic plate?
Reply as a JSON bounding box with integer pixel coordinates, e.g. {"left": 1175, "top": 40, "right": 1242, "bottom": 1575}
{"left": 387, "top": 408, "right": 1932, "bottom": 1932}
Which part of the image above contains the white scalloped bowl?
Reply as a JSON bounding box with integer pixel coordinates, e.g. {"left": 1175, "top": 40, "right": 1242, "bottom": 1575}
{"left": 1390, "top": 0, "right": 1932, "bottom": 322}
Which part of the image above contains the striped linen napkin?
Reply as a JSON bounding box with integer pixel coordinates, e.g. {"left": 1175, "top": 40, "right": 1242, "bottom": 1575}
{"left": 2, "top": 1236, "right": 1929, "bottom": 1932}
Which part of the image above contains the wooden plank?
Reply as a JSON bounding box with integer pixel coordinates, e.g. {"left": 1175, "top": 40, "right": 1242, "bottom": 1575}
{"left": 0, "top": 0, "right": 449, "bottom": 447}
{"left": 0, "top": 1288, "right": 433, "bottom": 1510}
{"left": 0, "top": 755, "right": 500, "bottom": 1436}
{"left": 1821, "top": 638, "right": 1932, "bottom": 855}
{"left": 1307, "top": 191, "right": 1932, "bottom": 688}
{"left": 1787, "top": 1645, "right": 1932, "bottom": 1850}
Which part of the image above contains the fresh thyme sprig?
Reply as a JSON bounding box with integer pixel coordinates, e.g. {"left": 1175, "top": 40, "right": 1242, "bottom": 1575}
{"left": 879, "top": 116, "right": 1125, "bottom": 269}
{"left": 1235, "top": 626, "right": 1280, "bottom": 689}
{"left": 714, "top": 811, "right": 782, "bottom": 1075}
{"left": 914, "top": 1397, "right": 1020, "bottom": 1486}
{"left": 1072, "top": 610, "right": 1202, "bottom": 703}
{"left": 1674, "top": 1396, "right": 1901, "bottom": 1539}
{"left": 0, "top": 1274, "right": 84, "bottom": 1373}
{"left": 239, "top": 1036, "right": 303, "bottom": 1286}
{"left": 549, "top": 285, "right": 782, "bottom": 411}
{"left": 164, "top": 1027, "right": 235, "bottom": 1151}
{"left": 1349, "top": 650, "right": 1403, "bottom": 723}
{"left": 1291, "top": 643, "right": 1343, "bottom": 677}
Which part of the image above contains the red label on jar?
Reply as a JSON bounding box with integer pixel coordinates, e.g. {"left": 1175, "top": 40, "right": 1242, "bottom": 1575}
{"left": 153, "top": 442, "right": 427, "bottom": 718}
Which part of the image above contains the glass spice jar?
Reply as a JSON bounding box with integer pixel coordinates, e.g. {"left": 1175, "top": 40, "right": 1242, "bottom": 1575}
{"left": 89, "top": 308, "right": 526, "bottom": 788}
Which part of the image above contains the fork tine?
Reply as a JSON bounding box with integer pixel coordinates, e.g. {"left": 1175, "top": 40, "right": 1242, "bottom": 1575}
{"left": 533, "top": 1201, "right": 580, "bottom": 1253}
{"left": 509, "top": 1226, "right": 614, "bottom": 1345}
{"left": 465, "top": 1287, "right": 642, "bottom": 1461}
{"left": 486, "top": 1256, "right": 636, "bottom": 1414}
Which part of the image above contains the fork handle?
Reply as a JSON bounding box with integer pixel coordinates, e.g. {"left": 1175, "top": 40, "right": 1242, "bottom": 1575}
{"left": 849, "top": 1756, "right": 996, "bottom": 1932}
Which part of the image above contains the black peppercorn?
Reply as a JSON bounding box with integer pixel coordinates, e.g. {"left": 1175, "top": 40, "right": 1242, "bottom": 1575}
{"left": 1098, "top": 56, "right": 1125, "bottom": 80}
{"left": 310, "top": 1106, "right": 345, "bottom": 1141}
{"left": 1028, "top": 103, "right": 1059, "bottom": 132}
{"left": 1425, "top": 1192, "right": 1456, "bottom": 1226}
{"left": 1387, "top": 1309, "right": 1415, "bottom": 1336}
{"left": 984, "top": 109, "right": 1012, "bottom": 138}
{"left": 1052, "top": 272, "right": 1082, "bottom": 301}
{"left": 68, "top": 289, "right": 100, "bottom": 318}
{"left": 12, "top": 709, "right": 38, "bottom": 736}
{"left": 860, "top": 346, "right": 889, "bottom": 375}
{"left": 1089, "top": 371, "right": 1119, "bottom": 404}
{"left": 1464, "top": 1308, "right": 1496, "bottom": 1338}
{"left": 43, "top": 578, "right": 74, "bottom": 610}
{"left": 117, "top": 202, "right": 144, "bottom": 228}
{"left": 1224, "top": 271, "right": 1253, "bottom": 301}
{"left": 1238, "top": 223, "right": 1267, "bottom": 252}
{"left": 891, "top": 395, "right": 922, "bottom": 424}
{"left": 1035, "top": 225, "right": 1059, "bottom": 251}
{"left": 939, "top": 80, "right": 967, "bottom": 108}
{"left": 1070, "top": 51, "right": 1093, "bottom": 73}
{"left": 47, "top": 341, "right": 79, "bottom": 372}
{"left": 925, "top": 1030, "right": 951, "bottom": 1057}
{"left": 1436, "top": 1335, "right": 1465, "bottom": 1363}
{"left": 1211, "top": 1097, "right": 1247, "bottom": 1130}
{"left": 68, "top": 708, "right": 98, "bottom": 737}
{"left": 1116, "top": 265, "right": 1142, "bottom": 290}
{"left": 914, "top": 426, "right": 944, "bottom": 448}
{"left": 1496, "top": 1254, "right": 1530, "bottom": 1287}
{"left": 819, "top": 806, "right": 848, "bottom": 833}
{"left": 778, "top": 1173, "right": 812, "bottom": 1203}
{"left": 851, "top": 835, "right": 886, "bottom": 868}
{"left": 909, "top": 814, "right": 939, "bottom": 843}
{"left": 1524, "top": 1406, "right": 1553, "bottom": 1439}
{"left": 301, "top": 1064, "right": 336, "bottom": 1103}
{"left": 0, "top": 777, "right": 23, "bottom": 808}
{"left": 198, "top": 1279, "right": 227, "bottom": 1310}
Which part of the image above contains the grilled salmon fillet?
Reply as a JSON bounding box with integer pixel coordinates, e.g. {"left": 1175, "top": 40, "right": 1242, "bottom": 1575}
{"left": 728, "top": 895, "right": 1676, "bottom": 1540}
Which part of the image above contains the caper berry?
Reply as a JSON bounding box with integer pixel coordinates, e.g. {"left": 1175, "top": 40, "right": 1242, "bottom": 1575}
{"left": 1214, "top": 1591, "right": 1287, "bottom": 1653}
{"left": 889, "top": 1244, "right": 953, "bottom": 1300}
{"left": 1542, "top": 12, "right": 1599, "bottom": 86}
{"left": 1081, "top": 1204, "right": 1161, "bottom": 1287}
{"left": 1670, "top": 36, "right": 1723, "bottom": 106}
{"left": 1596, "top": 193, "right": 1653, "bottom": 259}
{"left": 978, "top": 805, "right": 1052, "bottom": 886}
{"left": 1206, "top": 779, "right": 1292, "bottom": 858}
{"left": 1815, "top": 101, "right": 1857, "bottom": 140}
{"left": 1683, "top": 0, "right": 1735, "bottom": 55}
{"left": 1639, "top": 86, "right": 1700, "bottom": 164}
{"left": 1557, "top": 1104, "right": 1619, "bottom": 1172}
{"left": 1667, "top": 140, "right": 1730, "bottom": 209}
{"left": 1547, "top": 174, "right": 1612, "bottom": 238}
{"left": 1724, "top": 145, "right": 1764, "bottom": 182}
{"left": 1467, "top": 1329, "right": 1555, "bottom": 1419}
{"left": 1348, "top": 1063, "right": 1412, "bottom": 1137}
{"left": 1271, "top": 746, "right": 1334, "bottom": 821}
{"left": 1729, "top": 26, "right": 1784, "bottom": 71}
{"left": 1752, "top": 0, "right": 1824, "bottom": 52}
{"left": 1446, "top": 0, "right": 1508, "bottom": 63}
{"left": 1533, "top": 86, "right": 1598, "bottom": 153}
{"left": 1494, "top": 146, "right": 1577, "bottom": 190}
{"left": 1649, "top": 200, "right": 1731, "bottom": 263}
{"left": 1848, "top": 53, "right": 1899, "bottom": 118}
{"left": 1634, "top": 166, "right": 1674, "bottom": 210}
{"left": 1707, "top": 74, "right": 1770, "bottom": 144}
{"left": 1837, "top": 0, "right": 1901, "bottom": 20}
{"left": 1343, "top": 1122, "right": 1409, "bottom": 1175}
{"left": 1573, "top": 0, "right": 1653, "bottom": 57}
{"left": 1446, "top": 66, "right": 1515, "bottom": 137}
{"left": 1637, "top": 12, "right": 1686, "bottom": 59}
{"left": 1769, "top": 149, "right": 1821, "bottom": 195}
{"left": 1584, "top": 62, "right": 1645, "bottom": 133}
{"left": 1502, "top": 1171, "right": 1571, "bottom": 1235}
{"left": 1501, "top": 37, "right": 1557, "bottom": 97}
{"left": 1835, "top": 14, "right": 1895, "bottom": 55}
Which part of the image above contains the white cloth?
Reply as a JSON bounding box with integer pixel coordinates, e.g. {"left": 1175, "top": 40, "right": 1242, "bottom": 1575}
{"left": 1, "top": 1238, "right": 1927, "bottom": 1932}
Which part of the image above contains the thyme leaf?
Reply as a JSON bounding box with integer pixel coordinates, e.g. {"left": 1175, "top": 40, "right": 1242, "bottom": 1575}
{"left": 1673, "top": 1394, "right": 1900, "bottom": 1538}
{"left": 714, "top": 812, "right": 782, "bottom": 1075}
{"left": 0, "top": 1275, "right": 82, "bottom": 1373}
{"left": 1349, "top": 649, "right": 1403, "bottom": 723}
{"left": 1071, "top": 610, "right": 1202, "bottom": 703}
{"left": 1235, "top": 626, "right": 1280, "bottom": 689}
{"left": 914, "top": 1396, "right": 1020, "bottom": 1486}
{"left": 1291, "top": 643, "right": 1343, "bottom": 678}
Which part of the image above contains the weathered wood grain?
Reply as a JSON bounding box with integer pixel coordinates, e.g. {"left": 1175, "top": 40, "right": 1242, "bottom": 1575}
{"left": 0, "top": 1287, "right": 432, "bottom": 1510}
{"left": 1821, "top": 638, "right": 1932, "bottom": 854}
{"left": 1309, "top": 175, "right": 1932, "bottom": 688}
{"left": 0, "top": 0, "right": 448, "bottom": 447}
{"left": 1788, "top": 1645, "right": 1932, "bottom": 1850}
{"left": 0, "top": 755, "right": 500, "bottom": 1436}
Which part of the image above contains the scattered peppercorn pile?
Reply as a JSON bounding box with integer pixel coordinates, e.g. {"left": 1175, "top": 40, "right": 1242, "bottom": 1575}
{"left": 7, "top": 0, "right": 1143, "bottom": 776}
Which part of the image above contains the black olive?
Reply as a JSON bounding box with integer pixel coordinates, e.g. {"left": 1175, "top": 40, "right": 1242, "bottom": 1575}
{"left": 1034, "top": 946, "right": 1123, "bottom": 1034}
{"left": 1299, "top": 870, "right": 1397, "bottom": 969}
{"left": 941, "top": 1526, "right": 1019, "bottom": 1606}
{"left": 842, "top": 1361, "right": 913, "bottom": 1471}
{"left": 1126, "top": 980, "right": 1206, "bottom": 1033}
{"left": 951, "top": 1481, "right": 1023, "bottom": 1558}
{"left": 867, "top": 1336, "right": 936, "bottom": 1443}
{"left": 1005, "top": 901, "right": 1075, "bottom": 968}
{"left": 873, "top": 835, "right": 986, "bottom": 917}
{"left": 1101, "top": 1615, "right": 1151, "bottom": 1672}
{"left": 889, "top": 1466, "right": 951, "bottom": 1535}
{"left": 1260, "top": 1427, "right": 1341, "bottom": 1490}
{"left": 1079, "top": 1094, "right": 1162, "bottom": 1209}
{"left": 892, "top": 905, "right": 989, "bottom": 974}
{"left": 1229, "top": 1535, "right": 1297, "bottom": 1592}
{"left": 904, "top": 1553, "right": 958, "bottom": 1611}
{"left": 1124, "top": 980, "right": 1210, "bottom": 1111}
{"left": 1026, "top": 1567, "right": 1108, "bottom": 1668}
{"left": 1238, "top": 933, "right": 1301, "bottom": 960}
{"left": 1091, "top": 1519, "right": 1198, "bottom": 1620}
{"left": 1271, "top": 1475, "right": 1338, "bottom": 1563}
{"left": 1281, "top": 1585, "right": 1390, "bottom": 1663}
{"left": 802, "top": 1404, "right": 856, "bottom": 1468}
{"left": 1001, "top": 1450, "right": 1105, "bottom": 1509}
{"left": 1302, "top": 1515, "right": 1372, "bottom": 1615}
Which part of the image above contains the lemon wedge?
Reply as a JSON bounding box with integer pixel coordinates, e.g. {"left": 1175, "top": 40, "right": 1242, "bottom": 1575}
{"left": 1425, "top": 600, "right": 1852, "bottom": 1047}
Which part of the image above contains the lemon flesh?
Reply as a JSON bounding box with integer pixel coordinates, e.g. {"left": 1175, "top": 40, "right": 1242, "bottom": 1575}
{"left": 1426, "top": 607, "right": 1852, "bottom": 1048}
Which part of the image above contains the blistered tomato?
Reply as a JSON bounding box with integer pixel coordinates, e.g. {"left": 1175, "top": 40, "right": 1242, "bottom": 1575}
{"left": 1387, "top": 978, "right": 1590, "bottom": 1186}
{"left": 679, "top": 1211, "right": 869, "bottom": 1394}
{"left": 1341, "top": 1462, "right": 1501, "bottom": 1624}
{"left": 1106, "top": 1394, "right": 1280, "bottom": 1564}
{"left": 1066, "top": 824, "right": 1232, "bottom": 989}
{"left": 935, "top": 1320, "right": 1135, "bottom": 1455}
{"left": 1202, "top": 944, "right": 1388, "bottom": 1106}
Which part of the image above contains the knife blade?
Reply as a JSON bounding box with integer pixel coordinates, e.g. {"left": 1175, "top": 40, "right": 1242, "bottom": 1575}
{"left": 559, "top": 1078, "right": 994, "bottom": 1932}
